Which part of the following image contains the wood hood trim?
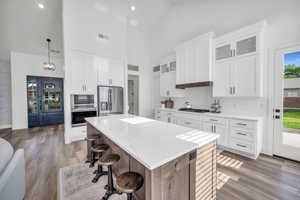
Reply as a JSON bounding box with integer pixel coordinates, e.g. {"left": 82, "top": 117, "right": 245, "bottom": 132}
{"left": 176, "top": 81, "right": 213, "bottom": 89}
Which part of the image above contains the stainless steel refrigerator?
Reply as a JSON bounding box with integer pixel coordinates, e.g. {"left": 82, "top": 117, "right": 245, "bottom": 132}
{"left": 97, "top": 86, "right": 124, "bottom": 116}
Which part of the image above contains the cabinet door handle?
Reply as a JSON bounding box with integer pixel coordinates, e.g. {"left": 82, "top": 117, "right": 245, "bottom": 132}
{"left": 236, "top": 132, "right": 247, "bottom": 136}
{"left": 237, "top": 123, "right": 247, "bottom": 126}
{"left": 230, "top": 50, "right": 233, "bottom": 57}
{"left": 211, "top": 125, "right": 214, "bottom": 133}
{"left": 233, "top": 49, "right": 236, "bottom": 56}
{"left": 213, "top": 125, "right": 216, "bottom": 133}
{"left": 233, "top": 86, "right": 236, "bottom": 95}
{"left": 229, "top": 87, "right": 232, "bottom": 95}
{"left": 236, "top": 144, "right": 247, "bottom": 148}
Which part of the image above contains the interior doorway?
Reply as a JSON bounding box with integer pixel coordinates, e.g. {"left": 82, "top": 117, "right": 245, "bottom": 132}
{"left": 273, "top": 45, "right": 300, "bottom": 161}
{"left": 128, "top": 74, "right": 139, "bottom": 115}
{"left": 27, "top": 76, "right": 64, "bottom": 128}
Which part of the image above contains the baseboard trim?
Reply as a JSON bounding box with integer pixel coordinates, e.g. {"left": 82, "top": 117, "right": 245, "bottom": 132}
{"left": 0, "top": 124, "right": 12, "bottom": 129}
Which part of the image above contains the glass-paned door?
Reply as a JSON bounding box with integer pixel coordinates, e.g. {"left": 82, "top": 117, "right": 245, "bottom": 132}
{"left": 27, "top": 76, "right": 64, "bottom": 128}
{"left": 273, "top": 47, "right": 300, "bottom": 161}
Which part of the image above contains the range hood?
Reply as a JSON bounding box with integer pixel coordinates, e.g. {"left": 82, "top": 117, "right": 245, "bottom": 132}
{"left": 176, "top": 81, "right": 213, "bottom": 89}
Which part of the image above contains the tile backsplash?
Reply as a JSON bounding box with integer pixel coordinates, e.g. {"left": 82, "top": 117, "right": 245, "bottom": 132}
{"left": 162, "top": 86, "right": 266, "bottom": 117}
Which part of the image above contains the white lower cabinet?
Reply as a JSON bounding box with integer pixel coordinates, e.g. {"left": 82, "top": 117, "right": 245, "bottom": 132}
{"left": 230, "top": 138, "right": 255, "bottom": 155}
{"left": 71, "top": 126, "right": 87, "bottom": 142}
{"left": 203, "top": 122, "right": 227, "bottom": 146}
{"left": 175, "top": 116, "right": 202, "bottom": 130}
{"left": 155, "top": 109, "right": 262, "bottom": 159}
{"left": 159, "top": 111, "right": 173, "bottom": 123}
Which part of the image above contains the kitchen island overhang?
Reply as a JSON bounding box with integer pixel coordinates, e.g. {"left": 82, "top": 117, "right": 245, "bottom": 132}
{"left": 86, "top": 115, "right": 219, "bottom": 200}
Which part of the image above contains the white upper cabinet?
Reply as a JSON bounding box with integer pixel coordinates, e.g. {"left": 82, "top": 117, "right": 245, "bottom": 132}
{"left": 108, "top": 60, "right": 125, "bottom": 87}
{"left": 176, "top": 32, "right": 215, "bottom": 87}
{"left": 70, "top": 50, "right": 124, "bottom": 95}
{"left": 70, "top": 50, "right": 97, "bottom": 94}
{"left": 96, "top": 58, "right": 124, "bottom": 87}
{"left": 160, "top": 55, "right": 185, "bottom": 97}
{"left": 213, "top": 21, "right": 266, "bottom": 97}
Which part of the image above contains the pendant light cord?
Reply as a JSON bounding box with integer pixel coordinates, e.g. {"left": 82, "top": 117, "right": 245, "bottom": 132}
{"left": 47, "top": 38, "right": 51, "bottom": 64}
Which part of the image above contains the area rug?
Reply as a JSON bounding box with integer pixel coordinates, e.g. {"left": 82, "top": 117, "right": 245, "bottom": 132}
{"left": 58, "top": 163, "right": 126, "bottom": 200}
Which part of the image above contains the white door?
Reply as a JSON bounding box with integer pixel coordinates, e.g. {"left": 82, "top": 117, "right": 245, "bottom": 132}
{"left": 109, "top": 59, "right": 124, "bottom": 87}
{"left": 160, "top": 72, "right": 169, "bottom": 97}
{"left": 213, "top": 60, "right": 231, "bottom": 97}
{"left": 153, "top": 71, "right": 160, "bottom": 108}
{"left": 214, "top": 124, "right": 227, "bottom": 146}
{"left": 96, "top": 57, "right": 109, "bottom": 86}
{"left": 273, "top": 45, "right": 300, "bottom": 161}
{"left": 70, "top": 51, "right": 87, "bottom": 93}
{"left": 85, "top": 55, "right": 98, "bottom": 94}
{"left": 203, "top": 122, "right": 226, "bottom": 146}
{"left": 203, "top": 122, "right": 213, "bottom": 133}
{"left": 233, "top": 55, "right": 257, "bottom": 97}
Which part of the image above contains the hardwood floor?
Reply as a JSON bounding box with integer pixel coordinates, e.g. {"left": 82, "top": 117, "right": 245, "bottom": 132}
{"left": 1, "top": 126, "right": 300, "bottom": 200}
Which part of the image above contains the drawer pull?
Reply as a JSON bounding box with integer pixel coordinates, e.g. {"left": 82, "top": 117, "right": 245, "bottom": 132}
{"left": 185, "top": 122, "right": 191, "bottom": 125}
{"left": 210, "top": 119, "right": 218, "bottom": 122}
{"left": 236, "top": 132, "right": 247, "bottom": 136}
{"left": 236, "top": 144, "right": 247, "bottom": 148}
{"left": 236, "top": 123, "right": 247, "bottom": 126}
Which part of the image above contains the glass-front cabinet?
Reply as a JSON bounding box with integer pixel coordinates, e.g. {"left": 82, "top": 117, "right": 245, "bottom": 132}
{"left": 215, "top": 35, "right": 257, "bottom": 61}
{"left": 215, "top": 44, "right": 232, "bottom": 60}
{"left": 213, "top": 21, "right": 266, "bottom": 97}
{"left": 236, "top": 36, "right": 256, "bottom": 56}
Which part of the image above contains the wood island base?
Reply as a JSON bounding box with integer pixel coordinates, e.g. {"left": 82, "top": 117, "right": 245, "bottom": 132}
{"left": 87, "top": 122, "right": 217, "bottom": 200}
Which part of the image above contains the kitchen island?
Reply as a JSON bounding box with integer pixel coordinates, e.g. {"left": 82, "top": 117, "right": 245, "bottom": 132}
{"left": 86, "top": 115, "right": 219, "bottom": 200}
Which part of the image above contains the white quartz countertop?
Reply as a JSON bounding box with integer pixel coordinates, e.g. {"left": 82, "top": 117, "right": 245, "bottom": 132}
{"left": 86, "top": 115, "right": 219, "bottom": 170}
{"left": 158, "top": 108, "right": 263, "bottom": 121}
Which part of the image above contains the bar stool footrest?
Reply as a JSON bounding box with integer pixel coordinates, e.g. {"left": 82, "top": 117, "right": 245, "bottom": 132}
{"left": 101, "top": 189, "right": 122, "bottom": 200}
{"left": 92, "top": 171, "right": 108, "bottom": 183}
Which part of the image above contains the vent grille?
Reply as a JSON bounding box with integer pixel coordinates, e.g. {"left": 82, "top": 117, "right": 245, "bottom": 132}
{"left": 153, "top": 65, "right": 160, "bottom": 72}
{"left": 128, "top": 64, "right": 139, "bottom": 71}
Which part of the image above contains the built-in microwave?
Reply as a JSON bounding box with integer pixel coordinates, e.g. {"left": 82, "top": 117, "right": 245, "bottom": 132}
{"left": 72, "top": 94, "right": 94, "bottom": 107}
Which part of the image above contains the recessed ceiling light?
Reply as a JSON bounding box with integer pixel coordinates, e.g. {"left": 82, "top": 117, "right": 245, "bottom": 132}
{"left": 38, "top": 3, "right": 45, "bottom": 9}
{"left": 131, "top": 5, "right": 136, "bottom": 11}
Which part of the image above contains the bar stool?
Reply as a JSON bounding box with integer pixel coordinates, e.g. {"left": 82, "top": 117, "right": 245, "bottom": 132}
{"left": 85, "top": 135, "right": 101, "bottom": 167}
{"left": 99, "top": 153, "right": 121, "bottom": 200}
{"left": 115, "top": 172, "right": 144, "bottom": 200}
{"left": 90, "top": 144, "right": 110, "bottom": 183}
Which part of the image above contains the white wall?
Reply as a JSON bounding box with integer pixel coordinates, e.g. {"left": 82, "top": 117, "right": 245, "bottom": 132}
{"left": 10, "top": 52, "right": 64, "bottom": 130}
{"left": 127, "top": 26, "right": 153, "bottom": 118}
{"left": 148, "top": 0, "right": 300, "bottom": 155}
{"left": 0, "top": 60, "right": 11, "bottom": 129}
{"left": 63, "top": 0, "right": 128, "bottom": 143}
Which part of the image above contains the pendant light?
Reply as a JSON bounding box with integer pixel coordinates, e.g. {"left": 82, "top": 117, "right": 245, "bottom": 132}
{"left": 43, "top": 38, "right": 56, "bottom": 71}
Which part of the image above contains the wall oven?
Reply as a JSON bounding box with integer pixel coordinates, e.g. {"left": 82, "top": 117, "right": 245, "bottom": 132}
{"left": 71, "top": 110, "right": 97, "bottom": 127}
{"left": 71, "top": 94, "right": 97, "bottom": 127}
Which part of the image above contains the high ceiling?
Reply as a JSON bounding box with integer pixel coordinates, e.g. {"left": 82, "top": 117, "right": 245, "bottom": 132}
{"left": 0, "top": 0, "right": 63, "bottom": 61}
{"left": 1, "top": 0, "right": 299, "bottom": 62}
{"left": 0, "top": 0, "right": 174, "bottom": 61}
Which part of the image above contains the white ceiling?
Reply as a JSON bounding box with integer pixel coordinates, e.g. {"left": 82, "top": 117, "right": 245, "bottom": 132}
{"left": 0, "top": 0, "right": 63, "bottom": 61}
{"left": 0, "top": 0, "right": 174, "bottom": 61}
{"left": 1, "top": 0, "right": 299, "bottom": 62}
